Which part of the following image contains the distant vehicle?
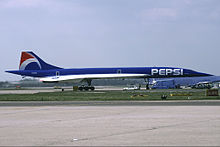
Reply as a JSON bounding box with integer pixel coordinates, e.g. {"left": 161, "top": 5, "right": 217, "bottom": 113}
{"left": 123, "top": 85, "right": 140, "bottom": 91}
{"left": 6, "top": 51, "right": 213, "bottom": 90}
{"left": 180, "top": 86, "right": 192, "bottom": 89}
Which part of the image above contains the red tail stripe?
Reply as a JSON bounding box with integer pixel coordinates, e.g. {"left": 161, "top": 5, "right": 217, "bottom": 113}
{"left": 19, "top": 52, "right": 35, "bottom": 67}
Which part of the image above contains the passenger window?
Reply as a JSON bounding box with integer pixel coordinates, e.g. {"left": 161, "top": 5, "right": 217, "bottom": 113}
{"left": 117, "top": 69, "right": 122, "bottom": 74}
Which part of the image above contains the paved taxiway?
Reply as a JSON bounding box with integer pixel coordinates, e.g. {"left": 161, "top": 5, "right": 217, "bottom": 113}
{"left": 1, "top": 100, "right": 220, "bottom": 106}
{"left": 0, "top": 86, "right": 123, "bottom": 94}
{"left": 0, "top": 102, "right": 220, "bottom": 146}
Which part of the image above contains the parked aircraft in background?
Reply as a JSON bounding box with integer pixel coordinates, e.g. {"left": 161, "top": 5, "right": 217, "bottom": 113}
{"left": 6, "top": 51, "right": 213, "bottom": 90}
{"left": 191, "top": 80, "right": 220, "bottom": 89}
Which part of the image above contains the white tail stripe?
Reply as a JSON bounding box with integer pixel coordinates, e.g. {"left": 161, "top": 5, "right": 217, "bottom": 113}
{"left": 19, "top": 58, "right": 42, "bottom": 70}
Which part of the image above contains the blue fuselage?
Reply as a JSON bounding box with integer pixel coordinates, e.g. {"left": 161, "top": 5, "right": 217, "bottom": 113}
{"left": 6, "top": 67, "right": 212, "bottom": 78}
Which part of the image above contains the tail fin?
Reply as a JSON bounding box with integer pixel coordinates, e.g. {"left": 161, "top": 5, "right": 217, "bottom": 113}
{"left": 19, "top": 51, "right": 62, "bottom": 70}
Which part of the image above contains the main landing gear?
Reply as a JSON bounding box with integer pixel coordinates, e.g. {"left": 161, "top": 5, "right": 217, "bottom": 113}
{"left": 78, "top": 79, "right": 95, "bottom": 91}
{"left": 78, "top": 85, "right": 95, "bottom": 91}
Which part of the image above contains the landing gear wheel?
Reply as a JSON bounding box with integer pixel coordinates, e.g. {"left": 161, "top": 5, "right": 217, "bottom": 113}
{"left": 78, "top": 86, "right": 95, "bottom": 91}
{"left": 78, "top": 86, "right": 83, "bottom": 91}
{"left": 90, "top": 87, "right": 95, "bottom": 91}
{"left": 84, "top": 87, "right": 89, "bottom": 91}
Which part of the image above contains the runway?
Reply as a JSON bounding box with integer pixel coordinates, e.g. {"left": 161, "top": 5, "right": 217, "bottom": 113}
{"left": 0, "top": 100, "right": 220, "bottom": 106}
{"left": 1, "top": 89, "right": 220, "bottom": 146}
{"left": 0, "top": 105, "right": 220, "bottom": 146}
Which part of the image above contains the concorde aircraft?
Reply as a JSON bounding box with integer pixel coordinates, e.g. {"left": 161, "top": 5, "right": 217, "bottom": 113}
{"left": 6, "top": 51, "right": 213, "bottom": 90}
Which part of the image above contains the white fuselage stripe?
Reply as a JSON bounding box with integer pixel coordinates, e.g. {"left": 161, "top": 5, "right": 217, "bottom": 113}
{"left": 40, "top": 74, "right": 148, "bottom": 82}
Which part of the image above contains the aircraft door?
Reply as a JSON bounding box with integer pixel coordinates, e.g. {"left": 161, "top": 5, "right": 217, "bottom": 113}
{"left": 56, "top": 71, "right": 60, "bottom": 77}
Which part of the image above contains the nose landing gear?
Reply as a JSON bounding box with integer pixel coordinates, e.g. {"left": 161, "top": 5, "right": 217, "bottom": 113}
{"left": 144, "top": 78, "right": 150, "bottom": 90}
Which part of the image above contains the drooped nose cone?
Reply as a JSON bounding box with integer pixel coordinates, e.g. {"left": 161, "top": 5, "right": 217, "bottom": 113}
{"left": 184, "top": 69, "right": 213, "bottom": 77}
{"left": 202, "top": 72, "right": 213, "bottom": 76}
{"left": 196, "top": 72, "right": 213, "bottom": 77}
